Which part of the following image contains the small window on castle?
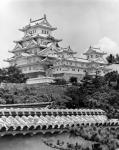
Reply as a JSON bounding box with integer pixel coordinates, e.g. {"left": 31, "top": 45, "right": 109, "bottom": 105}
{"left": 29, "top": 31, "right": 32, "bottom": 34}
{"left": 42, "top": 30, "right": 48, "bottom": 34}
{"left": 42, "top": 30, "right": 44, "bottom": 34}
{"left": 29, "top": 66, "right": 32, "bottom": 70}
{"left": 43, "top": 41, "right": 47, "bottom": 45}
{"left": 78, "top": 69, "right": 79, "bottom": 72}
{"left": 33, "top": 58, "right": 36, "bottom": 62}
{"left": 32, "top": 30, "right": 36, "bottom": 33}
{"left": 23, "top": 68, "right": 27, "bottom": 71}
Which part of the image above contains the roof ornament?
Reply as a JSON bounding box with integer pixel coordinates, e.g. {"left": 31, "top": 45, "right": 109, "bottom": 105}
{"left": 89, "top": 45, "right": 92, "bottom": 49}
{"left": 44, "top": 14, "right": 46, "bottom": 20}
{"left": 68, "top": 45, "right": 71, "bottom": 51}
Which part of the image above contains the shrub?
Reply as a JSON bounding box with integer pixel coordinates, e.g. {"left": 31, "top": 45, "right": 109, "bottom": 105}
{"left": 53, "top": 78, "right": 67, "bottom": 85}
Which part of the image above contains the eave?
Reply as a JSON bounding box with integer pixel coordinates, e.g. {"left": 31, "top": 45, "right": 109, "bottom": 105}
{"left": 83, "top": 51, "right": 106, "bottom": 55}
{"left": 13, "top": 34, "right": 62, "bottom": 43}
{"left": 9, "top": 44, "right": 47, "bottom": 53}
{"left": 53, "top": 64, "right": 87, "bottom": 69}
{"left": 16, "top": 61, "right": 44, "bottom": 67}
{"left": 4, "top": 58, "right": 15, "bottom": 62}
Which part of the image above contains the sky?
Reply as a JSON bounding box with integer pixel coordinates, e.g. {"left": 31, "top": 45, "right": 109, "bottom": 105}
{"left": 1, "top": 0, "right": 119, "bottom": 67}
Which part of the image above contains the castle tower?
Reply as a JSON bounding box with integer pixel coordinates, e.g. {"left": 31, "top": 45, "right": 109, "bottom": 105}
{"left": 83, "top": 46, "right": 107, "bottom": 76}
{"left": 5, "top": 15, "right": 62, "bottom": 78}
{"left": 83, "top": 46, "right": 106, "bottom": 61}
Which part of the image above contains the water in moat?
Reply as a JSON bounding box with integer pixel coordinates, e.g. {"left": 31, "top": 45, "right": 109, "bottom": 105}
{"left": 0, "top": 134, "right": 55, "bottom": 150}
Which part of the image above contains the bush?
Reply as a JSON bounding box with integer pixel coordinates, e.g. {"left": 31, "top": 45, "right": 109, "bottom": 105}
{"left": 53, "top": 78, "right": 67, "bottom": 85}
{"left": 69, "top": 76, "right": 77, "bottom": 85}
{"left": 0, "top": 84, "right": 67, "bottom": 105}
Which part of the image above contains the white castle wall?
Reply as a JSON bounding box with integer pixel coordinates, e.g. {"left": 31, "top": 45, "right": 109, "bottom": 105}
{"left": 26, "top": 77, "right": 54, "bottom": 84}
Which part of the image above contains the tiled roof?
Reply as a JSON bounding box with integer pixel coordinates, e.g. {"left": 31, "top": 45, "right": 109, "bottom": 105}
{"left": 29, "top": 14, "right": 52, "bottom": 28}
{"left": 89, "top": 57, "right": 107, "bottom": 64}
{"left": 19, "top": 15, "right": 57, "bottom": 32}
{"left": 0, "top": 108, "right": 115, "bottom": 136}
{"left": 84, "top": 46, "right": 106, "bottom": 55}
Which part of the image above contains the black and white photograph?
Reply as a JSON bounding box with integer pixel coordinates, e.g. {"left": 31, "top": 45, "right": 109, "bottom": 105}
{"left": 0, "top": 0, "right": 119, "bottom": 149}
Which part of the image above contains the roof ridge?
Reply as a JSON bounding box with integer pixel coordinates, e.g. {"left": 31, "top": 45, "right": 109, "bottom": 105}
{"left": 30, "top": 14, "right": 46, "bottom": 23}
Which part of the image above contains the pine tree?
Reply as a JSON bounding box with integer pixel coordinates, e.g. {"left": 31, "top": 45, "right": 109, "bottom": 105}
{"left": 0, "top": 65, "right": 28, "bottom": 83}
{"left": 115, "top": 54, "right": 119, "bottom": 64}
{"left": 106, "top": 54, "right": 115, "bottom": 64}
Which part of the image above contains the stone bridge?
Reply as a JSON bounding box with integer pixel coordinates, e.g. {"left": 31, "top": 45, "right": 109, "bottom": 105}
{"left": 0, "top": 108, "right": 117, "bottom": 136}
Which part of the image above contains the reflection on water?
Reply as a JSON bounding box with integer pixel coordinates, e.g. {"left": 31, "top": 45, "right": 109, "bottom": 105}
{"left": 0, "top": 134, "right": 54, "bottom": 150}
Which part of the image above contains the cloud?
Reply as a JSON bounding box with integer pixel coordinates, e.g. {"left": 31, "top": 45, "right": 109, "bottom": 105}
{"left": 95, "top": 37, "right": 119, "bottom": 55}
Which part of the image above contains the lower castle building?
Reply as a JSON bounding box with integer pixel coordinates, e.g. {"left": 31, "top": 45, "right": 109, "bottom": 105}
{"left": 5, "top": 15, "right": 109, "bottom": 83}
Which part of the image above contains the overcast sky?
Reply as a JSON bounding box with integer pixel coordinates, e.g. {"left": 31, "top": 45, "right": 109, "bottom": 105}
{"left": 1, "top": 0, "right": 119, "bottom": 67}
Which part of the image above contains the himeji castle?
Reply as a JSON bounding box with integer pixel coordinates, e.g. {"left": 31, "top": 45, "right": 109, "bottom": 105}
{"left": 5, "top": 14, "right": 109, "bottom": 83}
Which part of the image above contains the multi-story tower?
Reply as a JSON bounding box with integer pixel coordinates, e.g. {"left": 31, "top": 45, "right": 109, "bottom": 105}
{"left": 6, "top": 14, "right": 62, "bottom": 78}
{"left": 83, "top": 46, "right": 108, "bottom": 76}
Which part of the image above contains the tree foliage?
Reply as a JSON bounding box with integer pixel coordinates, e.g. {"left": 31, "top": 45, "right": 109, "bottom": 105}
{"left": 69, "top": 76, "right": 77, "bottom": 85}
{"left": 106, "top": 53, "right": 119, "bottom": 64}
{"left": 116, "top": 54, "right": 119, "bottom": 64}
{"left": 52, "top": 78, "right": 67, "bottom": 85}
{"left": 0, "top": 65, "right": 27, "bottom": 83}
{"left": 65, "top": 72, "right": 119, "bottom": 118}
{"left": 106, "top": 54, "right": 115, "bottom": 64}
{"left": 104, "top": 71, "right": 119, "bottom": 87}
